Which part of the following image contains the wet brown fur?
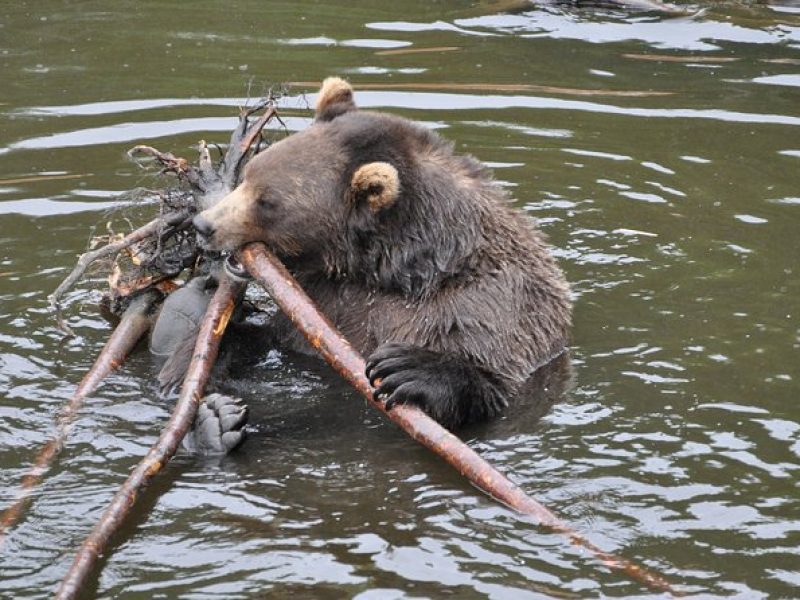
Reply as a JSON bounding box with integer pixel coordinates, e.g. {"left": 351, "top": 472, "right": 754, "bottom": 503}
{"left": 196, "top": 77, "right": 572, "bottom": 427}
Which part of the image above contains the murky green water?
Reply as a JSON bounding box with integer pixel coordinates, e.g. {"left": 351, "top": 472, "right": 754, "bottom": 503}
{"left": 2, "top": 1, "right": 799, "bottom": 598}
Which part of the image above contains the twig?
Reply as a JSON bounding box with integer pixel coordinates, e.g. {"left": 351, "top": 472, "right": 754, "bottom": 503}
{"left": 623, "top": 53, "right": 739, "bottom": 63}
{"left": 48, "top": 210, "right": 191, "bottom": 334}
{"left": 0, "top": 173, "right": 93, "bottom": 186}
{"left": 127, "top": 146, "right": 193, "bottom": 178}
{"left": 219, "top": 101, "right": 279, "bottom": 189}
{"left": 238, "top": 105, "right": 277, "bottom": 152}
{"left": 54, "top": 275, "right": 243, "bottom": 600}
{"left": 0, "top": 290, "right": 159, "bottom": 550}
{"left": 238, "top": 243, "right": 679, "bottom": 596}
{"left": 196, "top": 140, "right": 216, "bottom": 184}
{"left": 375, "top": 46, "right": 461, "bottom": 56}
{"left": 129, "top": 144, "right": 214, "bottom": 192}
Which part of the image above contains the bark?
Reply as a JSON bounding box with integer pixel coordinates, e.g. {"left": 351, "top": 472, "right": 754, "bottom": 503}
{"left": 0, "top": 290, "right": 159, "bottom": 551}
{"left": 54, "top": 276, "right": 244, "bottom": 600}
{"left": 238, "top": 242, "right": 678, "bottom": 595}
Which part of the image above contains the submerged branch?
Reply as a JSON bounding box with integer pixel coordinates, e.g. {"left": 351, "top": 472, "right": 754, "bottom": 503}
{"left": 0, "top": 173, "right": 93, "bottom": 186}
{"left": 0, "top": 290, "right": 159, "bottom": 550}
{"left": 54, "top": 275, "right": 244, "bottom": 600}
{"left": 238, "top": 243, "right": 679, "bottom": 596}
{"left": 289, "top": 80, "right": 675, "bottom": 98}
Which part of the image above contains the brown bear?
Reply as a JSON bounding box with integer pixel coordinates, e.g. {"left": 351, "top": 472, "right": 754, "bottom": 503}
{"left": 193, "top": 77, "right": 572, "bottom": 430}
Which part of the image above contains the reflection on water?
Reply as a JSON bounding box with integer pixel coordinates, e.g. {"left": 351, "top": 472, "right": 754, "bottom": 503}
{"left": 1, "top": 1, "right": 799, "bottom": 598}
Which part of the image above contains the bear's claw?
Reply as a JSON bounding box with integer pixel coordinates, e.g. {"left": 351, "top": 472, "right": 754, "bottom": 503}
{"left": 184, "top": 393, "right": 248, "bottom": 455}
{"left": 366, "top": 343, "right": 507, "bottom": 430}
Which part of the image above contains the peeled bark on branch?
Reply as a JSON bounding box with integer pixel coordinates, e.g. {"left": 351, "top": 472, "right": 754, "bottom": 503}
{"left": 238, "top": 242, "right": 678, "bottom": 595}
{"left": 0, "top": 290, "right": 159, "bottom": 551}
{"left": 54, "top": 276, "right": 244, "bottom": 600}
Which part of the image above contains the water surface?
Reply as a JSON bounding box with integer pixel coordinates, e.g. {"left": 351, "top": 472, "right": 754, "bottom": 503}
{"left": 1, "top": 1, "right": 799, "bottom": 598}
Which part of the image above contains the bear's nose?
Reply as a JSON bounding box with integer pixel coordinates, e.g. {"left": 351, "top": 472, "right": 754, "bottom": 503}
{"left": 193, "top": 215, "right": 216, "bottom": 240}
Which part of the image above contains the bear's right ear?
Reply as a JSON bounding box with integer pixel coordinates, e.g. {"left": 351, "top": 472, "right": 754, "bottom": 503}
{"left": 315, "top": 77, "right": 356, "bottom": 122}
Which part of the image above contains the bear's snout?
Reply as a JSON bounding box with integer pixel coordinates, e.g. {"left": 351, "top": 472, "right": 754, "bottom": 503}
{"left": 193, "top": 214, "right": 216, "bottom": 244}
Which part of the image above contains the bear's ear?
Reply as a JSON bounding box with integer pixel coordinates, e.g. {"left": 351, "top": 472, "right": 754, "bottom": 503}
{"left": 350, "top": 162, "right": 400, "bottom": 212}
{"left": 315, "top": 77, "right": 356, "bottom": 122}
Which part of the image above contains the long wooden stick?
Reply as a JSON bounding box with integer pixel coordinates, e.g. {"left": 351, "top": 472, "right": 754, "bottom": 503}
{"left": 55, "top": 275, "right": 243, "bottom": 600}
{"left": 0, "top": 290, "right": 159, "bottom": 551}
{"left": 238, "top": 243, "right": 678, "bottom": 595}
{"left": 289, "top": 80, "right": 674, "bottom": 98}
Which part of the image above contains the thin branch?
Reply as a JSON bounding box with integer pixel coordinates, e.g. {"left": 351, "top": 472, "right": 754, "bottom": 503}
{"left": 0, "top": 290, "right": 159, "bottom": 550}
{"left": 219, "top": 102, "right": 279, "bottom": 189}
{"left": 127, "top": 146, "right": 193, "bottom": 178}
{"left": 0, "top": 173, "right": 93, "bottom": 185}
{"left": 239, "top": 105, "right": 277, "bottom": 152}
{"left": 54, "top": 275, "right": 244, "bottom": 600}
{"left": 196, "top": 140, "right": 216, "bottom": 183}
{"left": 133, "top": 145, "right": 213, "bottom": 191}
{"left": 287, "top": 80, "right": 674, "bottom": 98}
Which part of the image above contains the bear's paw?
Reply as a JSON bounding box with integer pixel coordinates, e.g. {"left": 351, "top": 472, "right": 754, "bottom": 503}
{"left": 366, "top": 343, "right": 508, "bottom": 430}
{"left": 184, "top": 393, "right": 249, "bottom": 455}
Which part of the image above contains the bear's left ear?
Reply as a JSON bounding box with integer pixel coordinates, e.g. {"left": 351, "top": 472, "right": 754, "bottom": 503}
{"left": 350, "top": 162, "right": 400, "bottom": 212}
{"left": 315, "top": 77, "right": 356, "bottom": 122}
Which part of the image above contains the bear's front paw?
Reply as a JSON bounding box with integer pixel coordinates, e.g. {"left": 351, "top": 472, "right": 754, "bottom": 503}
{"left": 366, "top": 343, "right": 481, "bottom": 429}
{"left": 185, "top": 393, "right": 248, "bottom": 455}
{"left": 366, "top": 343, "right": 509, "bottom": 429}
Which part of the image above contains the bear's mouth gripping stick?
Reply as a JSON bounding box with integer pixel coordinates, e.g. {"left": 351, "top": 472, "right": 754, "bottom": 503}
{"left": 238, "top": 242, "right": 680, "bottom": 596}
{"left": 0, "top": 289, "right": 159, "bottom": 552}
{"left": 54, "top": 276, "right": 244, "bottom": 600}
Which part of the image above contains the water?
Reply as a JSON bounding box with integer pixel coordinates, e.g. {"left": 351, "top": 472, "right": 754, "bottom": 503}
{"left": 1, "top": 1, "right": 799, "bottom": 597}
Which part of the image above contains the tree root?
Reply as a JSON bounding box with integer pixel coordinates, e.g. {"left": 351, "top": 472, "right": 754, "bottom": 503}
{"left": 49, "top": 95, "right": 281, "bottom": 336}
{"left": 45, "top": 95, "right": 282, "bottom": 597}
{"left": 48, "top": 209, "right": 191, "bottom": 335}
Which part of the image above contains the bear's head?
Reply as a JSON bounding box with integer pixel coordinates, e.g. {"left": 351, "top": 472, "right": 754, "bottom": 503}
{"left": 194, "top": 77, "right": 490, "bottom": 296}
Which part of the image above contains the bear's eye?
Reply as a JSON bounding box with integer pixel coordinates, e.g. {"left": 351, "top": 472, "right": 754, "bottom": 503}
{"left": 256, "top": 195, "right": 277, "bottom": 211}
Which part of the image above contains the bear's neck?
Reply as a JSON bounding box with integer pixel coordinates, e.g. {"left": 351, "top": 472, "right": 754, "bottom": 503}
{"left": 331, "top": 198, "right": 487, "bottom": 299}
